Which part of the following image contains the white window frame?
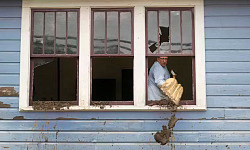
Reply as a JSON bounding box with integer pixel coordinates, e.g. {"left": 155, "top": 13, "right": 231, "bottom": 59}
{"left": 19, "top": 0, "right": 206, "bottom": 111}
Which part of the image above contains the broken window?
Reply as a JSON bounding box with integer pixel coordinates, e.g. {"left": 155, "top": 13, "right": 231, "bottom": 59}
{"left": 91, "top": 8, "right": 134, "bottom": 105}
{"left": 146, "top": 8, "right": 195, "bottom": 105}
{"left": 30, "top": 9, "right": 79, "bottom": 106}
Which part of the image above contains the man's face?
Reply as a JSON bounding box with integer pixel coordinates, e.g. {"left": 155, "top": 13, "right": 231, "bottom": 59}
{"left": 157, "top": 57, "right": 168, "bottom": 67}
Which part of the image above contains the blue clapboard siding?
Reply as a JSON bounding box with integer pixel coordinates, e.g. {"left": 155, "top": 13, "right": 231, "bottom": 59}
{"left": 1, "top": 120, "right": 250, "bottom": 131}
{"left": 205, "top": 16, "right": 250, "bottom": 27}
{"left": 207, "top": 85, "right": 250, "bottom": 95}
{"left": 206, "top": 39, "right": 250, "bottom": 49}
{"left": 0, "top": 29, "right": 21, "bottom": 40}
{"left": 205, "top": 6, "right": 250, "bottom": 16}
{"left": 0, "top": 108, "right": 225, "bottom": 119}
{"left": 205, "top": 28, "right": 250, "bottom": 38}
{"left": 0, "top": 131, "right": 250, "bottom": 142}
{"left": 207, "top": 96, "right": 250, "bottom": 107}
{"left": 0, "top": 0, "right": 21, "bottom": 6}
{"left": 0, "top": 52, "right": 20, "bottom": 62}
{"left": 0, "top": 7, "right": 22, "bottom": 17}
{"left": 206, "top": 51, "right": 250, "bottom": 61}
{"left": 0, "top": 74, "right": 19, "bottom": 85}
{"left": 205, "top": 0, "right": 250, "bottom": 5}
{"left": 0, "top": 18, "right": 21, "bottom": 28}
{"left": 0, "top": 63, "right": 20, "bottom": 73}
{"left": 1, "top": 143, "right": 250, "bottom": 150}
{"left": 0, "top": 41, "right": 20, "bottom": 51}
{"left": 0, "top": 0, "right": 249, "bottom": 150}
{"left": 206, "top": 73, "right": 250, "bottom": 85}
{"left": 206, "top": 62, "right": 250, "bottom": 72}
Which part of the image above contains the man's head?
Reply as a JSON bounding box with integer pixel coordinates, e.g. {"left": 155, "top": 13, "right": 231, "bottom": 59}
{"left": 157, "top": 56, "right": 168, "bottom": 67}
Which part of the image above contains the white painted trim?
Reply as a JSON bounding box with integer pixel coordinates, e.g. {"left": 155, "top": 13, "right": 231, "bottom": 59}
{"left": 79, "top": 6, "right": 91, "bottom": 107}
{"left": 19, "top": 7, "right": 31, "bottom": 111}
{"left": 19, "top": 0, "right": 206, "bottom": 111}
{"left": 21, "top": 105, "right": 206, "bottom": 111}
{"left": 134, "top": 6, "right": 146, "bottom": 107}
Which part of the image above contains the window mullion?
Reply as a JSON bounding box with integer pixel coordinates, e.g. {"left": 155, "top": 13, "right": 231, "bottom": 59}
{"left": 134, "top": 6, "right": 146, "bottom": 107}
{"left": 79, "top": 6, "right": 91, "bottom": 107}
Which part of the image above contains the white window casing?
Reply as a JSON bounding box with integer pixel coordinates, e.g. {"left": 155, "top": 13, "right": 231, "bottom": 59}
{"left": 19, "top": 0, "right": 206, "bottom": 111}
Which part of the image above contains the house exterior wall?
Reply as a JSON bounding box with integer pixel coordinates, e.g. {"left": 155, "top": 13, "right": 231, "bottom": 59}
{"left": 0, "top": 0, "right": 250, "bottom": 149}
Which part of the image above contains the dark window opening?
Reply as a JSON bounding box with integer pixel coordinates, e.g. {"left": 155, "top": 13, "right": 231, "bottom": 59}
{"left": 148, "top": 57, "right": 193, "bottom": 101}
{"left": 32, "top": 58, "right": 77, "bottom": 101}
{"left": 92, "top": 57, "right": 133, "bottom": 103}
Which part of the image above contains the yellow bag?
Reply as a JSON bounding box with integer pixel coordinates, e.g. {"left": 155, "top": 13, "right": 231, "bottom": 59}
{"left": 160, "top": 77, "right": 183, "bottom": 105}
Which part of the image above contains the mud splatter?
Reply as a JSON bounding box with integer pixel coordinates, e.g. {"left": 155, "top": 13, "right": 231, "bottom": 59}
{"left": 148, "top": 100, "right": 178, "bottom": 112}
{"left": 13, "top": 116, "right": 25, "bottom": 120}
{"left": 168, "top": 114, "right": 178, "bottom": 129}
{"left": 154, "top": 125, "right": 171, "bottom": 145}
{"left": 0, "top": 101, "right": 10, "bottom": 108}
{"left": 150, "top": 99, "right": 180, "bottom": 145}
{"left": 33, "top": 101, "right": 76, "bottom": 111}
{"left": 92, "top": 101, "right": 111, "bottom": 109}
{"left": 0, "top": 87, "right": 19, "bottom": 97}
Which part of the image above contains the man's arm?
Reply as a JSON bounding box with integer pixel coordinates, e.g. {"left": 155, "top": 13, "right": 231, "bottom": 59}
{"left": 153, "top": 66, "right": 166, "bottom": 88}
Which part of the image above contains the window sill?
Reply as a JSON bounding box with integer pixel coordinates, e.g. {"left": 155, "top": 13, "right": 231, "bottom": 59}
{"left": 19, "top": 105, "right": 206, "bottom": 112}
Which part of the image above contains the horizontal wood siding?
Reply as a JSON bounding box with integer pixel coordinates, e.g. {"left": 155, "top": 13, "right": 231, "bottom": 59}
{"left": 0, "top": 0, "right": 249, "bottom": 149}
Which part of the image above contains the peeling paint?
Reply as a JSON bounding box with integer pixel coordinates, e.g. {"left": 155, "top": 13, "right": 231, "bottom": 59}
{"left": 0, "top": 101, "right": 10, "bottom": 108}
{"left": 0, "top": 87, "right": 19, "bottom": 97}
{"left": 13, "top": 116, "right": 25, "bottom": 120}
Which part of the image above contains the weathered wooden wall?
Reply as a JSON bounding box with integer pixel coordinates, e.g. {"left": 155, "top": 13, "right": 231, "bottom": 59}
{"left": 0, "top": 0, "right": 250, "bottom": 149}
